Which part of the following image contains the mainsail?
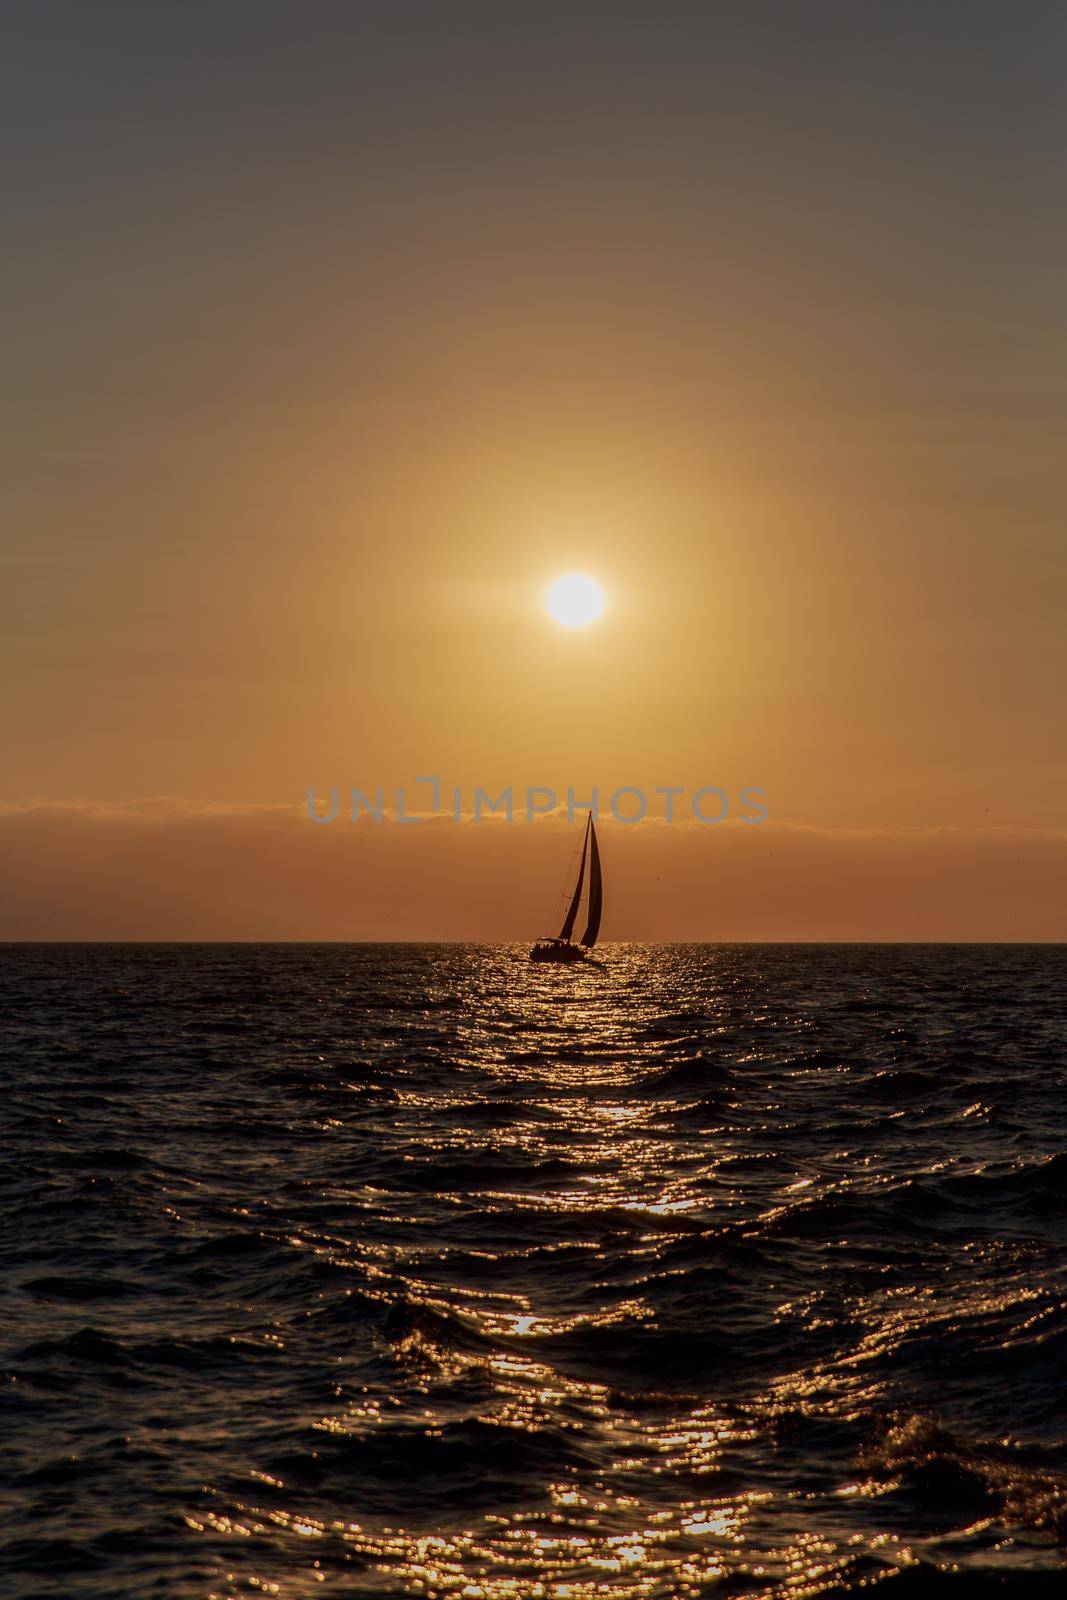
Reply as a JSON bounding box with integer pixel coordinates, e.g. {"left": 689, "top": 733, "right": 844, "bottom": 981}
{"left": 557, "top": 816, "right": 590, "bottom": 941}
{"left": 580, "top": 817, "right": 602, "bottom": 946}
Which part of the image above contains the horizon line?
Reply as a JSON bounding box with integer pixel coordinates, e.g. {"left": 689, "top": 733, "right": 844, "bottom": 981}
{"left": 3, "top": 939, "right": 1064, "bottom": 948}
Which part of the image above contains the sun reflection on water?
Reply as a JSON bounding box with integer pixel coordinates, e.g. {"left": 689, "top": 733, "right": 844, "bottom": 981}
{"left": 199, "top": 952, "right": 855, "bottom": 1596}
{"left": 177, "top": 945, "right": 1066, "bottom": 1599}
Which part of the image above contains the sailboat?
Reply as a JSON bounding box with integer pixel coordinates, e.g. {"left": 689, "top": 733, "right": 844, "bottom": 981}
{"left": 530, "top": 814, "right": 603, "bottom": 963}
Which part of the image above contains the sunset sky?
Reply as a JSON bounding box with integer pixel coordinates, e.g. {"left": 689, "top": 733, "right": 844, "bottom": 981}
{"left": 3, "top": 3, "right": 1065, "bottom": 938}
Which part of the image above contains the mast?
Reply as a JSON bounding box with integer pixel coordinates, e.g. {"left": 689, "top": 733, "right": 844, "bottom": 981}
{"left": 557, "top": 815, "right": 590, "bottom": 942}
{"left": 580, "top": 818, "right": 602, "bottom": 946}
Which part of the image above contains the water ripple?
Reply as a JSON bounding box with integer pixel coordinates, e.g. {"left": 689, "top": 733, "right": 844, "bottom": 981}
{"left": 1, "top": 942, "right": 1066, "bottom": 1597}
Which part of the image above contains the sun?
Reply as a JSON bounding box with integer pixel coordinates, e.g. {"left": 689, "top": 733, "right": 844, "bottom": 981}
{"left": 544, "top": 572, "right": 606, "bottom": 629}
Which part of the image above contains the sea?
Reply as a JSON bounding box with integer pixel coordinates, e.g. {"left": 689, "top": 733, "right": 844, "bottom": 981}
{"left": 2, "top": 943, "right": 1066, "bottom": 1600}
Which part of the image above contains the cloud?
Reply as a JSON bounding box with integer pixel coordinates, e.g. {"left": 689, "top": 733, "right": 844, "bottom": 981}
{"left": 1, "top": 798, "right": 1064, "bottom": 940}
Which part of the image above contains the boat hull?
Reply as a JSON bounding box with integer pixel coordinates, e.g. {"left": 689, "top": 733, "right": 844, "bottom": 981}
{"left": 530, "top": 941, "right": 586, "bottom": 964}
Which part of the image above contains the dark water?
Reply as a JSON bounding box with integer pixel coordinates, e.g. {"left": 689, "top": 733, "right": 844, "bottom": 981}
{"left": 3, "top": 945, "right": 1067, "bottom": 1599}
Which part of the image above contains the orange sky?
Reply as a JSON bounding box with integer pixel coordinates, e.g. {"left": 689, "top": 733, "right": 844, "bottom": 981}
{"left": 2, "top": 7, "right": 1065, "bottom": 937}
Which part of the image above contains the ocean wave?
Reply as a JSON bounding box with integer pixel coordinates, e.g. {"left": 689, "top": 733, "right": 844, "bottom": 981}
{"left": 3, "top": 941, "right": 1066, "bottom": 1598}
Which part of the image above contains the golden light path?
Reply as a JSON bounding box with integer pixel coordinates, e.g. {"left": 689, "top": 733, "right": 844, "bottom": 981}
{"left": 190, "top": 952, "right": 938, "bottom": 1599}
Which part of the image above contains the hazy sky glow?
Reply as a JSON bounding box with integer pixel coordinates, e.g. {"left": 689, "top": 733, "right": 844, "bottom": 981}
{"left": 2, "top": 3, "right": 1065, "bottom": 936}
